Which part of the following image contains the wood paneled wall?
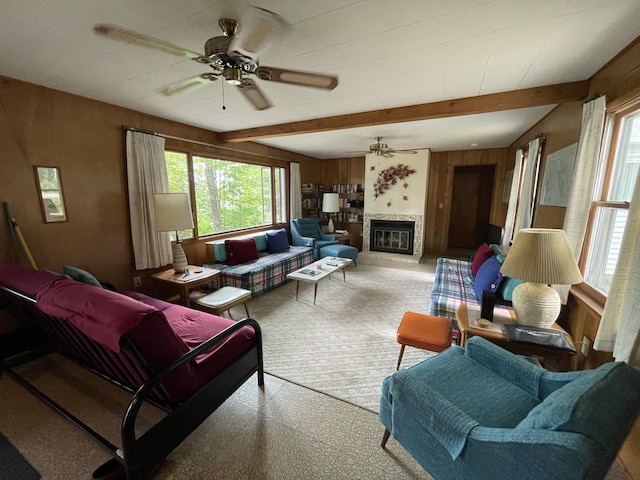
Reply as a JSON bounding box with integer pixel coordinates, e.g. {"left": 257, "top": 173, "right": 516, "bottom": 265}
{"left": 507, "top": 37, "right": 640, "bottom": 478}
{"left": 425, "top": 148, "right": 511, "bottom": 254}
{"left": 0, "top": 75, "right": 317, "bottom": 291}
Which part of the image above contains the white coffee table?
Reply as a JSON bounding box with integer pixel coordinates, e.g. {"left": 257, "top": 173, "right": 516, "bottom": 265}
{"left": 287, "top": 257, "right": 353, "bottom": 304}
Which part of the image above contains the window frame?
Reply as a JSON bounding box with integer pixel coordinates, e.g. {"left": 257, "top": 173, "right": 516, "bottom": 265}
{"left": 164, "top": 141, "right": 289, "bottom": 242}
{"left": 578, "top": 100, "right": 640, "bottom": 304}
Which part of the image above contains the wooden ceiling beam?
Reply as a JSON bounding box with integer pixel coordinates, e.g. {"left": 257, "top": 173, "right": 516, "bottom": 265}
{"left": 219, "top": 81, "right": 589, "bottom": 143}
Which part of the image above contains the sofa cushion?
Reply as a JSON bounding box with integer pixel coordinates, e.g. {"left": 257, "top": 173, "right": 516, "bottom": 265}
{"left": 489, "top": 244, "right": 507, "bottom": 263}
{"left": 225, "top": 238, "right": 259, "bottom": 266}
{"left": 63, "top": 265, "right": 102, "bottom": 287}
{"left": 36, "top": 279, "right": 159, "bottom": 352}
{"left": 471, "top": 243, "right": 494, "bottom": 276}
{"left": 499, "top": 277, "right": 522, "bottom": 301}
{"left": 266, "top": 228, "right": 290, "bottom": 253}
{"left": 516, "top": 362, "right": 640, "bottom": 447}
{"left": 254, "top": 233, "right": 268, "bottom": 252}
{"left": 212, "top": 242, "right": 228, "bottom": 263}
{"left": 474, "top": 256, "right": 503, "bottom": 302}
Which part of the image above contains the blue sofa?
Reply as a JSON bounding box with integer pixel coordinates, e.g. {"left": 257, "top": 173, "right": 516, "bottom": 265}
{"left": 380, "top": 336, "right": 640, "bottom": 480}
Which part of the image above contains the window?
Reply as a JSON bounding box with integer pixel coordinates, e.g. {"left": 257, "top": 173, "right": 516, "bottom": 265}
{"left": 165, "top": 150, "right": 287, "bottom": 239}
{"left": 582, "top": 102, "right": 640, "bottom": 297}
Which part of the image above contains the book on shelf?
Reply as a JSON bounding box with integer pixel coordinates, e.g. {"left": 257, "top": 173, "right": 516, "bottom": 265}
{"left": 301, "top": 183, "right": 326, "bottom": 194}
{"left": 331, "top": 184, "right": 362, "bottom": 194}
{"left": 503, "top": 324, "right": 576, "bottom": 352}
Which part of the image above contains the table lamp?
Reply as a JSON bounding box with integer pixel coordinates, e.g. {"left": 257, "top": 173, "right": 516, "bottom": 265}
{"left": 322, "top": 193, "right": 340, "bottom": 233}
{"left": 154, "top": 192, "right": 194, "bottom": 273}
{"left": 500, "top": 228, "right": 582, "bottom": 328}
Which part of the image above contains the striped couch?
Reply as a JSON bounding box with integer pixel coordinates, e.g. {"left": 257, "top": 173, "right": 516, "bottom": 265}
{"left": 205, "top": 233, "right": 314, "bottom": 297}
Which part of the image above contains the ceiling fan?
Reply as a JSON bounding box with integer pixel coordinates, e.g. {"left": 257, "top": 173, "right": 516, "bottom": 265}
{"left": 93, "top": 8, "right": 338, "bottom": 110}
{"left": 358, "top": 137, "right": 418, "bottom": 157}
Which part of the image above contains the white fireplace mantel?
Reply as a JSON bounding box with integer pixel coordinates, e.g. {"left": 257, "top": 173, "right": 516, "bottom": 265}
{"left": 363, "top": 150, "right": 430, "bottom": 261}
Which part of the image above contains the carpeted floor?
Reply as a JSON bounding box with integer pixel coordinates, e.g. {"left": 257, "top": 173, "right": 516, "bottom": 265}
{"left": 249, "top": 263, "right": 439, "bottom": 412}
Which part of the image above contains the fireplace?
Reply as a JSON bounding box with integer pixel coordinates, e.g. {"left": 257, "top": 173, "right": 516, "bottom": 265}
{"left": 369, "top": 220, "right": 415, "bottom": 255}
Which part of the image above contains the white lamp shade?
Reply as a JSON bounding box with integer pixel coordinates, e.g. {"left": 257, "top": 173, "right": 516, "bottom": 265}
{"left": 500, "top": 228, "right": 582, "bottom": 285}
{"left": 500, "top": 228, "right": 582, "bottom": 328}
{"left": 154, "top": 193, "right": 194, "bottom": 232}
{"left": 322, "top": 193, "right": 340, "bottom": 213}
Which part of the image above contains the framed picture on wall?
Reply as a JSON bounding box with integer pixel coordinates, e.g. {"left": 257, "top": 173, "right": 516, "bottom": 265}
{"left": 34, "top": 166, "right": 67, "bottom": 223}
{"left": 540, "top": 143, "right": 578, "bottom": 207}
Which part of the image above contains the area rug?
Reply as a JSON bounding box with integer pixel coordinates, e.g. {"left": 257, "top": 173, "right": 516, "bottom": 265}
{"left": 0, "top": 431, "right": 40, "bottom": 480}
{"left": 249, "top": 263, "right": 438, "bottom": 413}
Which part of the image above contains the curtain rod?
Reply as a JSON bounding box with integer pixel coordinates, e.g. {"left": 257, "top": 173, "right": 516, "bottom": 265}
{"left": 516, "top": 132, "right": 546, "bottom": 151}
{"left": 122, "top": 126, "right": 291, "bottom": 163}
{"left": 584, "top": 92, "right": 604, "bottom": 104}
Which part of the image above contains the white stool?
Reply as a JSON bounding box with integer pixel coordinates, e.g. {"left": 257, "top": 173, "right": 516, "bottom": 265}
{"left": 192, "top": 286, "right": 252, "bottom": 319}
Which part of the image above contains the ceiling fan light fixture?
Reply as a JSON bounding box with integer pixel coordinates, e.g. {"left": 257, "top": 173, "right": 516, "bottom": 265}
{"left": 224, "top": 66, "right": 243, "bottom": 85}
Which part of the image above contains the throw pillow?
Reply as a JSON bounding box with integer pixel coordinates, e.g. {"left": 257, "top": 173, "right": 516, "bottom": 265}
{"left": 489, "top": 244, "right": 507, "bottom": 263}
{"left": 63, "top": 265, "right": 102, "bottom": 288}
{"left": 474, "top": 256, "right": 504, "bottom": 302}
{"left": 266, "top": 228, "right": 290, "bottom": 253}
{"left": 471, "top": 243, "right": 494, "bottom": 277}
{"left": 499, "top": 277, "right": 522, "bottom": 301}
{"left": 225, "top": 238, "right": 259, "bottom": 266}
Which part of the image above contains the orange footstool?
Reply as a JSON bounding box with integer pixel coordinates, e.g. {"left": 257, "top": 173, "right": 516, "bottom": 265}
{"left": 396, "top": 312, "right": 452, "bottom": 370}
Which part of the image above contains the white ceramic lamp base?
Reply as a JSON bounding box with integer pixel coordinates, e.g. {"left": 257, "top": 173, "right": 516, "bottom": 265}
{"left": 327, "top": 218, "right": 335, "bottom": 233}
{"left": 511, "top": 282, "right": 561, "bottom": 329}
{"left": 172, "top": 242, "right": 189, "bottom": 273}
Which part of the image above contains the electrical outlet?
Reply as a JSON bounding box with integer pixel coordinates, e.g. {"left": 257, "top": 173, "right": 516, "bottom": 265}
{"left": 581, "top": 336, "right": 590, "bottom": 356}
{"left": 133, "top": 276, "right": 142, "bottom": 287}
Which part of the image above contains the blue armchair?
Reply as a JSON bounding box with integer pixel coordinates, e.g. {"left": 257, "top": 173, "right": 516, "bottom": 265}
{"left": 290, "top": 218, "right": 339, "bottom": 260}
{"left": 380, "top": 336, "right": 640, "bottom": 480}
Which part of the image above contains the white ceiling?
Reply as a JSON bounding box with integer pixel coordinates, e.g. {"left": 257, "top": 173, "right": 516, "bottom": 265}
{"left": 1, "top": 0, "right": 639, "bottom": 159}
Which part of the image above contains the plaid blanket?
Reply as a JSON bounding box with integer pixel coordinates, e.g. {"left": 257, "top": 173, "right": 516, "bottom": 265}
{"left": 429, "top": 257, "right": 480, "bottom": 340}
{"left": 205, "top": 246, "right": 314, "bottom": 297}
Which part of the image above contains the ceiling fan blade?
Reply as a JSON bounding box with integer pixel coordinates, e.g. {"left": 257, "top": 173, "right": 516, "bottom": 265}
{"left": 382, "top": 153, "right": 395, "bottom": 158}
{"left": 229, "top": 7, "right": 285, "bottom": 63}
{"left": 160, "top": 73, "right": 218, "bottom": 96}
{"left": 94, "top": 24, "right": 213, "bottom": 64}
{"left": 237, "top": 78, "right": 272, "bottom": 110}
{"left": 256, "top": 66, "right": 338, "bottom": 90}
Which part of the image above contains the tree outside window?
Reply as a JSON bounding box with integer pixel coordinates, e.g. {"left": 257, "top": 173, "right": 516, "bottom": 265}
{"left": 165, "top": 150, "right": 286, "bottom": 239}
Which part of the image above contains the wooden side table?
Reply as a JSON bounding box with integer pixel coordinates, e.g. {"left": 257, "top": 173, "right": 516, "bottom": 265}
{"left": 456, "top": 303, "right": 576, "bottom": 371}
{"left": 333, "top": 232, "right": 352, "bottom": 245}
{"left": 151, "top": 265, "right": 220, "bottom": 307}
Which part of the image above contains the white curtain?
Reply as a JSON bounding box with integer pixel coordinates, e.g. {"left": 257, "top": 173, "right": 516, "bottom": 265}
{"left": 513, "top": 137, "right": 540, "bottom": 236}
{"left": 558, "top": 96, "right": 607, "bottom": 302}
{"left": 594, "top": 171, "right": 640, "bottom": 365}
{"left": 503, "top": 149, "right": 524, "bottom": 246}
{"left": 126, "top": 131, "right": 172, "bottom": 269}
{"left": 290, "top": 162, "right": 302, "bottom": 220}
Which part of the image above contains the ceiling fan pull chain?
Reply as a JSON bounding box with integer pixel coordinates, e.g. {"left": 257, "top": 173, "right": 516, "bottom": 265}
{"left": 221, "top": 78, "right": 226, "bottom": 110}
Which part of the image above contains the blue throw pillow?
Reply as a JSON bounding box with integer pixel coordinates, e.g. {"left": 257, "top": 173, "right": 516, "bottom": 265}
{"left": 63, "top": 265, "right": 102, "bottom": 288}
{"left": 266, "top": 228, "right": 290, "bottom": 253}
{"left": 474, "top": 256, "right": 504, "bottom": 302}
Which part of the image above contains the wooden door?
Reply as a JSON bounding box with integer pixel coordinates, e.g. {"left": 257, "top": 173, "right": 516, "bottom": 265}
{"left": 448, "top": 165, "right": 495, "bottom": 249}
